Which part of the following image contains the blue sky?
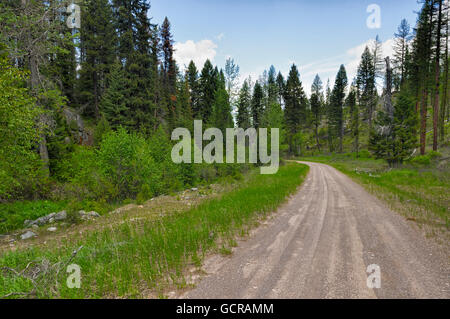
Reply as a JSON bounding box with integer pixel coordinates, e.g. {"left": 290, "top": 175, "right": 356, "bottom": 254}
{"left": 150, "top": 0, "right": 422, "bottom": 95}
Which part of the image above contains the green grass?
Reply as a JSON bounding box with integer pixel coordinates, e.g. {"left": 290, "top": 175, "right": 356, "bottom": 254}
{"left": 0, "top": 163, "right": 309, "bottom": 299}
{"left": 299, "top": 154, "right": 449, "bottom": 234}
{"left": 0, "top": 200, "right": 68, "bottom": 234}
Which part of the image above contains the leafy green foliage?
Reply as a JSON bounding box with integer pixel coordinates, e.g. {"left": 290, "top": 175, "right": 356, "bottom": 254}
{"left": 0, "top": 57, "right": 44, "bottom": 201}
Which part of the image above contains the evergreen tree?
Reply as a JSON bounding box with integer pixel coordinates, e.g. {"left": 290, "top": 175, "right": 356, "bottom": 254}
{"left": 112, "top": 0, "right": 155, "bottom": 133}
{"left": 431, "top": 0, "right": 444, "bottom": 151}
{"left": 236, "top": 80, "right": 252, "bottom": 129}
{"left": 187, "top": 61, "right": 200, "bottom": 119}
{"left": 370, "top": 93, "right": 418, "bottom": 166}
{"left": 251, "top": 81, "right": 264, "bottom": 129}
{"left": 211, "top": 72, "right": 233, "bottom": 131}
{"left": 412, "top": 0, "right": 434, "bottom": 155}
{"left": 347, "top": 83, "right": 359, "bottom": 155}
{"left": 78, "top": 0, "right": 117, "bottom": 118}
{"left": 357, "top": 46, "right": 377, "bottom": 129}
{"left": 393, "top": 19, "right": 412, "bottom": 89}
{"left": 100, "top": 61, "right": 129, "bottom": 129}
{"left": 329, "top": 65, "right": 348, "bottom": 153}
{"left": 199, "top": 59, "right": 217, "bottom": 122}
{"left": 267, "top": 65, "right": 278, "bottom": 105}
{"left": 372, "top": 35, "right": 384, "bottom": 79}
{"left": 310, "top": 74, "right": 323, "bottom": 152}
{"left": 439, "top": 4, "right": 449, "bottom": 141}
{"left": 176, "top": 74, "right": 193, "bottom": 130}
{"left": 160, "top": 17, "right": 177, "bottom": 130}
{"left": 284, "top": 64, "right": 307, "bottom": 155}
{"left": 276, "top": 72, "right": 285, "bottom": 105}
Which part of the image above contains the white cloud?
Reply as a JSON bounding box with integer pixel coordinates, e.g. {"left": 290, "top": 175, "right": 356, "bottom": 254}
{"left": 174, "top": 39, "right": 218, "bottom": 70}
{"left": 216, "top": 33, "right": 225, "bottom": 41}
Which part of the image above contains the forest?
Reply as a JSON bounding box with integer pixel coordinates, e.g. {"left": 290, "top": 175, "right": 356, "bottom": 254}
{"left": 0, "top": 0, "right": 448, "bottom": 232}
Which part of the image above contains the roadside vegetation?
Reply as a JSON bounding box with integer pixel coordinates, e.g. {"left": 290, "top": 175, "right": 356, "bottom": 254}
{"left": 0, "top": 163, "right": 309, "bottom": 299}
{"left": 299, "top": 150, "right": 449, "bottom": 241}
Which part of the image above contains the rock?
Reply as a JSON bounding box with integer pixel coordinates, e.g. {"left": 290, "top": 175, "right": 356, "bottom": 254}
{"left": 87, "top": 211, "right": 100, "bottom": 218}
{"left": 191, "top": 188, "right": 198, "bottom": 192}
{"left": 49, "top": 218, "right": 55, "bottom": 224}
{"left": 47, "top": 227, "right": 57, "bottom": 232}
{"left": 24, "top": 220, "right": 33, "bottom": 227}
{"left": 138, "top": 205, "right": 144, "bottom": 209}
{"left": 21, "top": 231, "right": 37, "bottom": 240}
{"left": 78, "top": 210, "right": 86, "bottom": 217}
{"left": 32, "top": 224, "right": 39, "bottom": 229}
{"left": 54, "top": 210, "right": 67, "bottom": 221}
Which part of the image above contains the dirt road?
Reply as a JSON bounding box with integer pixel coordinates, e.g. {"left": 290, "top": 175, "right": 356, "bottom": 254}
{"left": 183, "top": 162, "right": 449, "bottom": 299}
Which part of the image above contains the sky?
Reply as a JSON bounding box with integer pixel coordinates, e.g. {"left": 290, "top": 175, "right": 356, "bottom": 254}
{"left": 149, "top": 0, "right": 422, "bottom": 96}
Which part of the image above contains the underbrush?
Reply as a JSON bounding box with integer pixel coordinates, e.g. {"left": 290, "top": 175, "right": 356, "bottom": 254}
{"left": 0, "top": 163, "right": 309, "bottom": 298}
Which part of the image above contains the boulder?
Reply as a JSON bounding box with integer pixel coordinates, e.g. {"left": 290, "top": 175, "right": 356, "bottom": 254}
{"left": 47, "top": 227, "right": 57, "bottom": 232}
{"left": 21, "top": 231, "right": 37, "bottom": 240}
{"left": 87, "top": 211, "right": 100, "bottom": 218}
{"left": 54, "top": 211, "right": 67, "bottom": 221}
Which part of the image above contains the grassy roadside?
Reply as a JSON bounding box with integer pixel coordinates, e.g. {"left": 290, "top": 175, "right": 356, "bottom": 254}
{"left": 298, "top": 154, "right": 449, "bottom": 241}
{"left": 0, "top": 163, "right": 309, "bottom": 299}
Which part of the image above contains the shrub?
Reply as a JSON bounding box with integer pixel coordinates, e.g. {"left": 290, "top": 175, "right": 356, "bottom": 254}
{"left": 410, "top": 155, "right": 431, "bottom": 166}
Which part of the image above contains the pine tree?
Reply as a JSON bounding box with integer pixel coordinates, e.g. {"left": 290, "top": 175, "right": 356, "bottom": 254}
{"left": 370, "top": 93, "right": 418, "bottom": 166}
{"left": 100, "top": 61, "right": 129, "bottom": 129}
{"left": 372, "top": 35, "right": 384, "bottom": 79}
{"left": 310, "top": 74, "right": 323, "bottom": 152}
{"left": 347, "top": 83, "right": 359, "bottom": 155}
{"left": 439, "top": 3, "right": 449, "bottom": 141}
{"left": 432, "top": 0, "right": 443, "bottom": 151}
{"left": 284, "top": 64, "right": 307, "bottom": 155}
{"left": 393, "top": 19, "right": 412, "bottom": 89}
{"left": 187, "top": 60, "right": 200, "bottom": 118}
{"left": 329, "top": 65, "right": 348, "bottom": 153}
{"left": 236, "top": 80, "right": 252, "bottom": 129}
{"left": 251, "top": 81, "right": 264, "bottom": 129}
{"left": 357, "top": 46, "right": 377, "bottom": 129}
{"left": 267, "top": 65, "right": 278, "bottom": 105}
{"left": 113, "top": 0, "right": 155, "bottom": 133}
{"left": 160, "top": 17, "right": 177, "bottom": 130}
{"left": 412, "top": 0, "right": 435, "bottom": 155}
{"left": 199, "top": 59, "right": 217, "bottom": 122}
{"left": 78, "top": 0, "right": 117, "bottom": 118}
{"left": 211, "top": 72, "right": 233, "bottom": 131}
{"left": 176, "top": 74, "right": 193, "bottom": 130}
{"left": 276, "top": 72, "right": 285, "bottom": 105}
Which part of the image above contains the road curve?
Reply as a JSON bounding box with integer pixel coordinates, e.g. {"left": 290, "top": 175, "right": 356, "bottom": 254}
{"left": 183, "top": 162, "right": 449, "bottom": 299}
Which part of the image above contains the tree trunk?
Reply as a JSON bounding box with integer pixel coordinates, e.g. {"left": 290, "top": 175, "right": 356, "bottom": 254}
{"left": 439, "top": 6, "right": 448, "bottom": 141}
{"left": 315, "top": 123, "right": 321, "bottom": 152}
{"left": 420, "top": 89, "right": 428, "bottom": 155}
{"left": 432, "top": 0, "right": 442, "bottom": 151}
